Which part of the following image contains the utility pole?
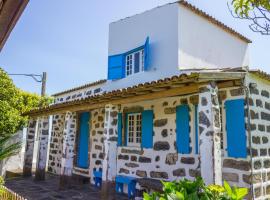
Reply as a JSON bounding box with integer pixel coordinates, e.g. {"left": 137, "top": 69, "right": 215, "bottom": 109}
{"left": 41, "top": 72, "right": 47, "bottom": 96}
{"left": 8, "top": 72, "right": 47, "bottom": 96}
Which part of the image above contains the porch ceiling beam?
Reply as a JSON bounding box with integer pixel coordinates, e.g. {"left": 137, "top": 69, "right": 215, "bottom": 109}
{"left": 26, "top": 78, "right": 243, "bottom": 118}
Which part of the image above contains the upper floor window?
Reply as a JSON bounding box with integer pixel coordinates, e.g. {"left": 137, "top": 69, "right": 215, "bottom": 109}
{"left": 126, "top": 49, "right": 144, "bottom": 77}
{"left": 127, "top": 113, "right": 142, "bottom": 147}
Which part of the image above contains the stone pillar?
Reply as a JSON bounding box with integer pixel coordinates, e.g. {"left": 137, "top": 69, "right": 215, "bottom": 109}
{"left": 102, "top": 105, "right": 118, "bottom": 182}
{"left": 23, "top": 119, "right": 37, "bottom": 177}
{"left": 35, "top": 116, "right": 50, "bottom": 181}
{"left": 59, "top": 112, "right": 76, "bottom": 188}
{"left": 198, "top": 82, "right": 222, "bottom": 185}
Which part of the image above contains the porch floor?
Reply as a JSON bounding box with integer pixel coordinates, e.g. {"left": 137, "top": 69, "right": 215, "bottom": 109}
{"left": 5, "top": 174, "right": 129, "bottom": 200}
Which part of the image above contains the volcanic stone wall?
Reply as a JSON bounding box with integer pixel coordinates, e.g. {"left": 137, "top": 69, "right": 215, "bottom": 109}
{"left": 246, "top": 75, "right": 270, "bottom": 199}
{"left": 117, "top": 95, "right": 201, "bottom": 181}
{"left": 47, "top": 114, "right": 65, "bottom": 174}
{"left": 88, "top": 108, "right": 106, "bottom": 181}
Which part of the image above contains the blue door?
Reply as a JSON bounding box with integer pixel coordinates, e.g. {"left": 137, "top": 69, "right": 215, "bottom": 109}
{"left": 77, "top": 112, "right": 90, "bottom": 168}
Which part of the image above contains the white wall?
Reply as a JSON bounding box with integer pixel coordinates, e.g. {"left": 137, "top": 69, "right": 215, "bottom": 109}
{"left": 53, "top": 2, "right": 251, "bottom": 102}
{"left": 178, "top": 5, "right": 249, "bottom": 70}
{"left": 107, "top": 3, "right": 179, "bottom": 90}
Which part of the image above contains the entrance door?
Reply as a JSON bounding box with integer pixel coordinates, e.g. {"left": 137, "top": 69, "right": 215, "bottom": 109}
{"left": 77, "top": 112, "right": 90, "bottom": 168}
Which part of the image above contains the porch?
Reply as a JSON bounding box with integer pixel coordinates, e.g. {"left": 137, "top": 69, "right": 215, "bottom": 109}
{"left": 5, "top": 173, "right": 129, "bottom": 200}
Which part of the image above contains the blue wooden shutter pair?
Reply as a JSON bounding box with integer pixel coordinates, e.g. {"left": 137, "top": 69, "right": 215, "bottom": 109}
{"left": 225, "top": 99, "right": 247, "bottom": 158}
{"left": 176, "top": 105, "right": 190, "bottom": 154}
{"left": 117, "top": 110, "right": 153, "bottom": 148}
{"left": 108, "top": 37, "right": 150, "bottom": 80}
{"left": 108, "top": 54, "right": 125, "bottom": 80}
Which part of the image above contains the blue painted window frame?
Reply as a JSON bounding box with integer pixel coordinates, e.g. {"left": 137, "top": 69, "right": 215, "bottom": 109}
{"left": 120, "top": 109, "right": 153, "bottom": 149}
{"left": 108, "top": 37, "right": 150, "bottom": 80}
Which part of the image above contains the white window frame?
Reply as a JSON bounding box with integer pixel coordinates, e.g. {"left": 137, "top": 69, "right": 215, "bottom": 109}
{"left": 125, "top": 49, "right": 144, "bottom": 77}
{"left": 127, "top": 113, "right": 142, "bottom": 147}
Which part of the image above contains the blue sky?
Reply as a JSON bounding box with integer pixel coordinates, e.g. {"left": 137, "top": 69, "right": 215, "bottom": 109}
{"left": 0, "top": 0, "right": 269, "bottom": 95}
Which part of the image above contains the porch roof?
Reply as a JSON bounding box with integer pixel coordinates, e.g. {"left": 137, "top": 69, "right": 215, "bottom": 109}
{"left": 25, "top": 71, "right": 246, "bottom": 117}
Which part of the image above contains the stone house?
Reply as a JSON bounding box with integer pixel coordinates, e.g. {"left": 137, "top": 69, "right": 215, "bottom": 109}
{"left": 23, "top": 1, "right": 270, "bottom": 199}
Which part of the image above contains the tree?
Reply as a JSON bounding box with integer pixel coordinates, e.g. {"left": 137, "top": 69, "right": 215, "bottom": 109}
{"left": 0, "top": 68, "right": 52, "bottom": 160}
{"left": 230, "top": 0, "right": 270, "bottom": 35}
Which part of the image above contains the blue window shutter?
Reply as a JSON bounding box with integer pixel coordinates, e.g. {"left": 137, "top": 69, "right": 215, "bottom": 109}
{"left": 117, "top": 113, "right": 122, "bottom": 146}
{"left": 225, "top": 99, "right": 247, "bottom": 158}
{"left": 176, "top": 105, "right": 190, "bottom": 154}
{"left": 142, "top": 110, "right": 153, "bottom": 148}
{"left": 144, "top": 37, "right": 150, "bottom": 71}
{"left": 108, "top": 54, "right": 125, "bottom": 80}
{"left": 77, "top": 112, "right": 90, "bottom": 168}
{"left": 194, "top": 105, "right": 199, "bottom": 154}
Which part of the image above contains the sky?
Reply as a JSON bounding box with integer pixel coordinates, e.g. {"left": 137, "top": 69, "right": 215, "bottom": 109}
{"left": 0, "top": 0, "right": 269, "bottom": 95}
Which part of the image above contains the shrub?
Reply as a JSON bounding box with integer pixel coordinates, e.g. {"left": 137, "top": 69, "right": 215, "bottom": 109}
{"left": 143, "top": 177, "right": 248, "bottom": 200}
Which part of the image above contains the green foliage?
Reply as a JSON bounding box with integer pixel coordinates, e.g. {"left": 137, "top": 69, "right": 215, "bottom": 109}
{"left": 230, "top": 0, "right": 270, "bottom": 35}
{"left": 0, "top": 176, "right": 4, "bottom": 195}
{"left": 0, "top": 68, "right": 52, "bottom": 136}
{"left": 143, "top": 178, "right": 248, "bottom": 200}
{"left": 0, "top": 68, "right": 52, "bottom": 161}
{"left": 232, "top": 0, "right": 270, "bottom": 17}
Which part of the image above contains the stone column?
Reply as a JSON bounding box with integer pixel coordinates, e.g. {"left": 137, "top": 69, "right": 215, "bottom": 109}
{"left": 59, "top": 111, "right": 76, "bottom": 188}
{"left": 23, "top": 119, "right": 37, "bottom": 177}
{"left": 198, "top": 82, "right": 222, "bottom": 185}
{"left": 102, "top": 104, "right": 118, "bottom": 182}
{"left": 35, "top": 116, "right": 50, "bottom": 181}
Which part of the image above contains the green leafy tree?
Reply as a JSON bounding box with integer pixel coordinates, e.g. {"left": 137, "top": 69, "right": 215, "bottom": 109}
{"left": 0, "top": 68, "right": 52, "bottom": 161}
{"left": 229, "top": 0, "right": 270, "bottom": 35}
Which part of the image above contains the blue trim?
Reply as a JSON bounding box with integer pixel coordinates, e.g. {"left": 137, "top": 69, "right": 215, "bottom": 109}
{"left": 176, "top": 105, "right": 190, "bottom": 154}
{"left": 77, "top": 112, "right": 90, "bottom": 169}
{"left": 225, "top": 99, "right": 247, "bottom": 158}
{"left": 144, "top": 37, "right": 150, "bottom": 71}
{"left": 108, "top": 54, "right": 125, "bottom": 80}
{"left": 117, "top": 113, "right": 123, "bottom": 146}
{"left": 142, "top": 110, "right": 153, "bottom": 149}
{"left": 124, "top": 45, "right": 144, "bottom": 56}
{"left": 108, "top": 37, "right": 150, "bottom": 80}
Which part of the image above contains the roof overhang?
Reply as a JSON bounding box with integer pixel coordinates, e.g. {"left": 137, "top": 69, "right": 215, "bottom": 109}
{"left": 0, "top": 0, "right": 29, "bottom": 51}
{"left": 25, "top": 72, "right": 245, "bottom": 118}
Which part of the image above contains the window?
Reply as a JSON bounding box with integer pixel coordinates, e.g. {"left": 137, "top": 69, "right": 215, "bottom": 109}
{"left": 127, "top": 113, "right": 142, "bottom": 147}
{"left": 125, "top": 49, "right": 144, "bottom": 77}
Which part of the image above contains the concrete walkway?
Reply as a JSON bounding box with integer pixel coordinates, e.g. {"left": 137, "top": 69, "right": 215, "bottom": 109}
{"left": 5, "top": 174, "right": 129, "bottom": 200}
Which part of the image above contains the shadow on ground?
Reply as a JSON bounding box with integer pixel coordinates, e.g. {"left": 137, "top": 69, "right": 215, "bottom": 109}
{"left": 5, "top": 174, "right": 129, "bottom": 200}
